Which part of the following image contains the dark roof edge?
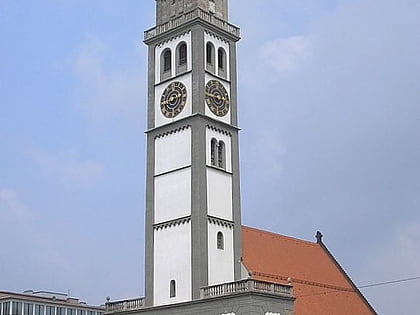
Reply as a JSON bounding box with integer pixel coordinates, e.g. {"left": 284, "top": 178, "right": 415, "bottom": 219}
{"left": 316, "top": 232, "right": 378, "bottom": 315}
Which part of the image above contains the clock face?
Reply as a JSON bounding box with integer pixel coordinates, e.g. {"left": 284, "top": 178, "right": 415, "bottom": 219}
{"left": 205, "top": 80, "right": 230, "bottom": 117}
{"left": 160, "top": 81, "right": 187, "bottom": 118}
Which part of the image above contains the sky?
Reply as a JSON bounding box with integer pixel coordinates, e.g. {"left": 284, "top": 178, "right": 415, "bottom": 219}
{"left": 0, "top": 0, "right": 419, "bottom": 314}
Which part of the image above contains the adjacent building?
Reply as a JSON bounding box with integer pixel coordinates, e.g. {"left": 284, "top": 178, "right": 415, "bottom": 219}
{"left": 0, "top": 291, "right": 104, "bottom": 315}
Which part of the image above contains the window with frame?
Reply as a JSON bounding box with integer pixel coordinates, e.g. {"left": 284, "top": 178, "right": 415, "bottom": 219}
{"left": 34, "top": 304, "right": 44, "bottom": 315}
{"left": 217, "top": 231, "right": 224, "bottom": 250}
{"left": 210, "top": 138, "right": 217, "bottom": 166}
{"left": 217, "top": 141, "right": 225, "bottom": 169}
{"left": 23, "top": 304, "right": 33, "bottom": 315}
{"left": 170, "top": 280, "right": 176, "bottom": 298}
{"left": 163, "top": 49, "right": 171, "bottom": 72}
{"left": 55, "top": 308, "right": 64, "bottom": 315}
{"left": 206, "top": 42, "right": 215, "bottom": 73}
{"left": 3, "top": 302, "right": 11, "bottom": 315}
{"left": 218, "top": 48, "right": 227, "bottom": 78}
{"left": 77, "top": 310, "right": 85, "bottom": 315}
{"left": 45, "top": 306, "right": 54, "bottom": 315}
{"left": 178, "top": 42, "right": 187, "bottom": 66}
{"left": 12, "top": 302, "right": 22, "bottom": 315}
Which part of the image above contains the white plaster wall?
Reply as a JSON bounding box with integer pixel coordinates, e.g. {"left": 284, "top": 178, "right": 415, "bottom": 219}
{"left": 154, "top": 222, "right": 191, "bottom": 306}
{"left": 204, "top": 31, "right": 230, "bottom": 81}
{"left": 208, "top": 222, "right": 234, "bottom": 286}
{"left": 155, "top": 127, "right": 191, "bottom": 175}
{"left": 155, "top": 73, "right": 192, "bottom": 127}
{"left": 206, "top": 127, "right": 232, "bottom": 172}
{"left": 155, "top": 168, "right": 191, "bottom": 223}
{"left": 207, "top": 168, "right": 232, "bottom": 220}
{"left": 204, "top": 73, "right": 231, "bottom": 124}
{"left": 155, "top": 32, "right": 192, "bottom": 84}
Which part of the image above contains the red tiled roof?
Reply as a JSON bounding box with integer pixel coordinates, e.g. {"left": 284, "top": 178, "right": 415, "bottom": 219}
{"left": 242, "top": 226, "right": 377, "bottom": 315}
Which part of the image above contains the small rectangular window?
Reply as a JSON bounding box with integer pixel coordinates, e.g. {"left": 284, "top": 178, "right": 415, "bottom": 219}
{"left": 170, "top": 280, "right": 176, "bottom": 298}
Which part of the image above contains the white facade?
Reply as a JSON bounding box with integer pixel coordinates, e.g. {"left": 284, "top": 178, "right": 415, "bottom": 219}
{"left": 207, "top": 168, "right": 232, "bottom": 220}
{"left": 155, "top": 127, "right": 191, "bottom": 175}
{"left": 154, "top": 167, "right": 191, "bottom": 223}
{"left": 204, "top": 31, "right": 230, "bottom": 81}
{"left": 153, "top": 222, "right": 192, "bottom": 306}
{"left": 207, "top": 222, "right": 234, "bottom": 285}
{"left": 206, "top": 127, "right": 232, "bottom": 172}
{"left": 155, "top": 32, "right": 192, "bottom": 84}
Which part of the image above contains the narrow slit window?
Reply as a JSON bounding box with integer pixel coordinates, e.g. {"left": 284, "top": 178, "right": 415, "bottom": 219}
{"left": 217, "top": 231, "right": 224, "bottom": 250}
{"left": 218, "top": 141, "right": 225, "bottom": 169}
{"left": 211, "top": 138, "right": 217, "bottom": 166}
{"left": 163, "top": 49, "right": 171, "bottom": 72}
{"left": 218, "top": 48, "right": 225, "bottom": 70}
{"left": 206, "top": 42, "right": 214, "bottom": 65}
{"left": 170, "top": 280, "right": 176, "bottom": 298}
{"left": 178, "top": 43, "right": 187, "bottom": 66}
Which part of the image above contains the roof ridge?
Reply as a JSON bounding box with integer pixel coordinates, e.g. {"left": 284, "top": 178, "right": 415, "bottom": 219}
{"left": 241, "top": 225, "right": 317, "bottom": 246}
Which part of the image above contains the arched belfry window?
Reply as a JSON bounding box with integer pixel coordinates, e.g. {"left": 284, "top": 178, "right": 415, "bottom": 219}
{"left": 170, "top": 280, "right": 176, "bottom": 298}
{"left": 161, "top": 48, "right": 172, "bottom": 81}
{"left": 206, "top": 42, "right": 215, "bottom": 73}
{"left": 217, "top": 232, "right": 224, "bottom": 250}
{"left": 218, "top": 48, "right": 227, "bottom": 78}
{"left": 176, "top": 42, "right": 188, "bottom": 74}
{"left": 210, "top": 138, "right": 217, "bottom": 166}
{"left": 218, "top": 141, "right": 225, "bottom": 169}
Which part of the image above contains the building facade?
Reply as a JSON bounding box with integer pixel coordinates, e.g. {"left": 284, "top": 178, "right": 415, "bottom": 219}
{"left": 0, "top": 291, "right": 104, "bottom": 315}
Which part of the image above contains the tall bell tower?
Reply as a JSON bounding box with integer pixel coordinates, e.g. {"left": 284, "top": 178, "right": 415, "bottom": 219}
{"left": 144, "top": 0, "right": 242, "bottom": 307}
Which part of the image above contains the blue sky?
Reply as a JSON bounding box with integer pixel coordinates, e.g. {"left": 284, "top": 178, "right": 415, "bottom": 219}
{"left": 1, "top": 1, "right": 419, "bottom": 314}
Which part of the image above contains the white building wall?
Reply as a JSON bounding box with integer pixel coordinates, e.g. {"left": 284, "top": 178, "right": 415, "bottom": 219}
{"left": 206, "top": 127, "right": 232, "bottom": 172}
{"left": 204, "top": 31, "right": 230, "bottom": 81}
{"left": 207, "top": 168, "right": 232, "bottom": 220}
{"left": 155, "top": 127, "right": 191, "bottom": 175}
{"left": 154, "top": 222, "right": 192, "bottom": 306}
{"left": 155, "top": 32, "right": 192, "bottom": 84}
{"left": 208, "top": 222, "right": 234, "bottom": 286}
{"left": 155, "top": 168, "right": 191, "bottom": 223}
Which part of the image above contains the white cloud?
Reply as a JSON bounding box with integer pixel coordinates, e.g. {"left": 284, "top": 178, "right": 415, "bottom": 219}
{"left": 260, "top": 36, "right": 312, "bottom": 74}
{"left": 74, "top": 36, "right": 144, "bottom": 124}
{"left": 0, "top": 189, "right": 29, "bottom": 220}
{"left": 28, "top": 148, "right": 103, "bottom": 187}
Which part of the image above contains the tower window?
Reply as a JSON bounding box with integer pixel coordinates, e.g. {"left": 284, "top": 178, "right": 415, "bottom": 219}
{"left": 176, "top": 42, "right": 188, "bottom": 75}
{"left": 170, "top": 280, "right": 176, "bottom": 298}
{"left": 218, "top": 48, "right": 227, "bottom": 78}
{"left": 163, "top": 49, "right": 171, "bottom": 72}
{"left": 210, "top": 138, "right": 217, "bottom": 166}
{"left": 178, "top": 42, "right": 187, "bottom": 66}
{"left": 160, "top": 48, "right": 172, "bottom": 81}
{"left": 218, "top": 141, "right": 225, "bottom": 169}
{"left": 206, "top": 42, "right": 215, "bottom": 73}
{"left": 217, "top": 231, "right": 224, "bottom": 250}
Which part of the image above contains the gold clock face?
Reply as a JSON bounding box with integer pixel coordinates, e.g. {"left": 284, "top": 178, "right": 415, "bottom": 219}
{"left": 160, "top": 81, "right": 187, "bottom": 118}
{"left": 205, "top": 80, "right": 230, "bottom": 117}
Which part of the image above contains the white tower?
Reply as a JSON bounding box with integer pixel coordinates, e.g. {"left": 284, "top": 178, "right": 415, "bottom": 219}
{"left": 144, "top": 0, "right": 242, "bottom": 307}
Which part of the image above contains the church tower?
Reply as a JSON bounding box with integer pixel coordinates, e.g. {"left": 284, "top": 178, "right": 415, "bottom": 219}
{"left": 143, "top": 0, "right": 242, "bottom": 307}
